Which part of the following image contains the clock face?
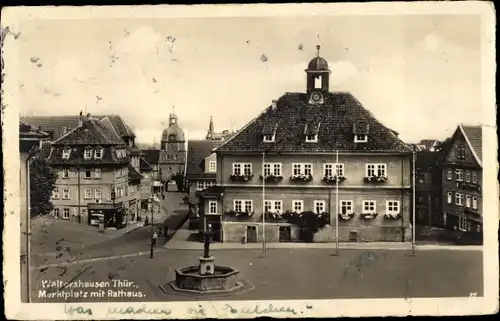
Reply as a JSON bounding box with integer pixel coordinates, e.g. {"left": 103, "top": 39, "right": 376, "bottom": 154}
{"left": 311, "top": 92, "right": 323, "bottom": 103}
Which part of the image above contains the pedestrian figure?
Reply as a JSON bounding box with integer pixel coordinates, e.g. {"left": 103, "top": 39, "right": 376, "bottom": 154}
{"left": 158, "top": 227, "right": 163, "bottom": 236}
{"left": 145, "top": 216, "right": 149, "bottom": 226}
{"left": 152, "top": 231, "right": 158, "bottom": 248}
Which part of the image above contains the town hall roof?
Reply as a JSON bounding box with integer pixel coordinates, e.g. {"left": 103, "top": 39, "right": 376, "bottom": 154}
{"left": 215, "top": 92, "right": 412, "bottom": 154}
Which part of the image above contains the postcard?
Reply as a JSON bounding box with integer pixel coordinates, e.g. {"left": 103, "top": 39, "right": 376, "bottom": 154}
{"left": 2, "top": 2, "right": 498, "bottom": 319}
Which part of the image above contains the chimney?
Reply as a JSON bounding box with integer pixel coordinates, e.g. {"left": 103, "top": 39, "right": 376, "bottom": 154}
{"left": 78, "top": 111, "right": 84, "bottom": 127}
{"left": 62, "top": 126, "right": 67, "bottom": 135}
{"left": 271, "top": 100, "right": 278, "bottom": 110}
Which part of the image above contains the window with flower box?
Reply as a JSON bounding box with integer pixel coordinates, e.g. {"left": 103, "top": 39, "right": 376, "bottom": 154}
{"left": 265, "top": 200, "right": 282, "bottom": 213}
{"left": 208, "top": 201, "right": 217, "bottom": 214}
{"left": 293, "top": 200, "right": 304, "bottom": 212}
{"left": 243, "top": 164, "right": 252, "bottom": 176}
{"left": 234, "top": 200, "right": 242, "bottom": 212}
{"left": 366, "top": 164, "right": 386, "bottom": 177}
{"left": 323, "top": 163, "right": 344, "bottom": 177}
{"left": 62, "top": 189, "right": 70, "bottom": 200}
{"left": 455, "top": 193, "right": 464, "bottom": 206}
{"left": 232, "top": 163, "right": 252, "bottom": 176}
{"left": 314, "top": 200, "right": 326, "bottom": 214}
{"left": 292, "top": 163, "right": 313, "bottom": 176}
{"left": 386, "top": 201, "right": 400, "bottom": 214}
{"left": 455, "top": 169, "right": 463, "bottom": 181}
{"left": 233, "top": 199, "right": 253, "bottom": 213}
{"left": 340, "top": 200, "right": 353, "bottom": 214}
{"left": 52, "top": 188, "right": 60, "bottom": 199}
{"left": 362, "top": 200, "right": 376, "bottom": 214}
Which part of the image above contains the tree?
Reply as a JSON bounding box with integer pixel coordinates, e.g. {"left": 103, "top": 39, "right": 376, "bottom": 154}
{"left": 29, "top": 156, "right": 58, "bottom": 218}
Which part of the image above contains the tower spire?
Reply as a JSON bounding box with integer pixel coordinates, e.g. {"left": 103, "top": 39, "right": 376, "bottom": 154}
{"left": 316, "top": 45, "right": 321, "bottom": 57}
{"left": 206, "top": 116, "right": 214, "bottom": 140}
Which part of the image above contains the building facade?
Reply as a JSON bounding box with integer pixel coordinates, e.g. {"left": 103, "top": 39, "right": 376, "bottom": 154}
{"left": 160, "top": 113, "right": 186, "bottom": 182}
{"left": 415, "top": 151, "right": 442, "bottom": 226}
{"left": 47, "top": 113, "right": 139, "bottom": 228}
{"left": 199, "top": 47, "right": 413, "bottom": 243}
{"left": 185, "top": 140, "right": 223, "bottom": 229}
{"left": 440, "top": 124, "right": 482, "bottom": 241}
{"left": 19, "top": 122, "right": 50, "bottom": 303}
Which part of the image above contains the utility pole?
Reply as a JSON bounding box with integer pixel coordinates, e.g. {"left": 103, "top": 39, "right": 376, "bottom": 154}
{"left": 77, "top": 163, "right": 81, "bottom": 224}
{"left": 412, "top": 149, "right": 416, "bottom": 255}
{"left": 335, "top": 150, "right": 340, "bottom": 256}
{"left": 150, "top": 197, "right": 155, "bottom": 258}
{"left": 262, "top": 152, "right": 266, "bottom": 257}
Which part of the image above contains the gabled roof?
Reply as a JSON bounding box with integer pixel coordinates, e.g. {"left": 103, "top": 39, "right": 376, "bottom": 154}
{"left": 418, "top": 139, "right": 440, "bottom": 150}
{"left": 460, "top": 124, "right": 482, "bottom": 165}
{"left": 142, "top": 149, "right": 161, "bottom": 165}
{"left": 52, "top": 118, "right": 126, "bottom": 146}
{"left": 215, "top": 92, "right": 412, "bottom": 153}
{"left": 21, "top": 114, "right": 136, "bottom": 140}
{"left": 140, "top": 157, "right": 153, "bottom": 172}
{"left": 19, "top": 122, "right": 50, "bottom": 139}
{"left": 186, "top": 140, "right": 223, "bottom": 179}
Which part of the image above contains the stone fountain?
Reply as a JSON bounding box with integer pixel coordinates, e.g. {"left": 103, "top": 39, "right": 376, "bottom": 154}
{"left": 161, "top": 230, "right": 252, "bottom": 296}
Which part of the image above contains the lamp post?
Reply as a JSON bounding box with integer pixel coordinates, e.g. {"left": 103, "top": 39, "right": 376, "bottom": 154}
{"left": 148, "top": 195, "right": 160, "bottom": 258}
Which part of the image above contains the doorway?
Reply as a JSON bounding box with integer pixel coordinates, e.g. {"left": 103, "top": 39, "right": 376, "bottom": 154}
{"left": 246, "top": 225, "right": 258, "bottom": 243}
{"left": 279, "top": 226, "right": 292, "bottom": 242}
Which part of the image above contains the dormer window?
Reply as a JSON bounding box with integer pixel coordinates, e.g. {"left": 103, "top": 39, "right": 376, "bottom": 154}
{"left": 261, "top": 124, "right": 278, "bottom": 143}
{"left": 305, "top": 134, "right": 318, "bottom": 143}
{"left": 94, "top": 148, "right": 103, "bottom": 159}
{"left": 353, "top": 121, "right": 370, "bottom": 144}
{"left": 62, "top": 149, "right": 71, "bottom": 159}
{"left": 84, "top": 149, "right": 93, "bottom": 159}
{"left": 354, "top": 134, "right": 368, "bottom": 143}
{"left": 263, "top": 135, "right": 274, "bottom": 143}
{"left": 303, "top": 122, "right": 321, "bottom": 143}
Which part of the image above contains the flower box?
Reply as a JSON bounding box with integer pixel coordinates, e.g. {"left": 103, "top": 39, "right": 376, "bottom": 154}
{"left": 338, "top": 212, "right": 355, "bottom": 220}
{"left": 229, "top": 173, "right": 254, "bottom": 181}
{"left": 224, "top": 209, "right": 255, "bottom": 219}
{"left": 364, "top": 176, "right": 388, "bottom": 184}
{"left": 361, "top": 213, "right": 378, "bottom": 220}
{"left": 259, "top": 175, "right": 284, "bottom": 182}
{"left": 384, "top": 213, "right": 401, "bottom": 220}
{"left": 322, "top": 175, "right": 346, "bottom": 184}
{"left": 290, "top": 173, "right": 313, "bottom": 182}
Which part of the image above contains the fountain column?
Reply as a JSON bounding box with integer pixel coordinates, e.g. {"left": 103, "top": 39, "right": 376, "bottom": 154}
{"left": 199, "top": 230, "right": 215, "bottom": 275}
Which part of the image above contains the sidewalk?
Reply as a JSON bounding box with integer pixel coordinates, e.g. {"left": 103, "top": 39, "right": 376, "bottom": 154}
{"left": 164, "top": 220, "right": 483, "bottom": 251}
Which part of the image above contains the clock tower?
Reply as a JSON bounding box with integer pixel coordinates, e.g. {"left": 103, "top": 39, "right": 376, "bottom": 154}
{"left": 305, "top": 45, "right": 330, "bottom": 105}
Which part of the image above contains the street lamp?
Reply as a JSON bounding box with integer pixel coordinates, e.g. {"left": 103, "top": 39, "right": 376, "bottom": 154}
{"left": 148, "top": 195, "right": 160, "bottom": 258}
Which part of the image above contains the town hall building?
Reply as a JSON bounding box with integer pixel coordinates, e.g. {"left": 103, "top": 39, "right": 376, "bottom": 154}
{"left": 199, "top": 46, "right": 414, "bottom": 243}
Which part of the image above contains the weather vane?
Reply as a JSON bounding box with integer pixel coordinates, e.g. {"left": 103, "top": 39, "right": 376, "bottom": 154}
{"left": 316, "top": 45, "right": 321, "bottom": 57}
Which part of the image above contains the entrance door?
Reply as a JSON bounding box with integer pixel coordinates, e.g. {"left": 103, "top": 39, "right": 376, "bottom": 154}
{"left": 279, "top": 226, "right": 292, "bottom": 242}
{"left": 246, "top": 226, "right": 257, "bottom": 243}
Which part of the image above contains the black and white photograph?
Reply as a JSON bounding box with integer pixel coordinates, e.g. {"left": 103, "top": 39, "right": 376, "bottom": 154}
{"left": 2, "top": 2, "right": 498, "bottom": 319}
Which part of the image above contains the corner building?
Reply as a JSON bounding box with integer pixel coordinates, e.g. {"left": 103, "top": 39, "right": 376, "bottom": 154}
{"left": 200, "top": 47, "right": 413, "bottom": 243}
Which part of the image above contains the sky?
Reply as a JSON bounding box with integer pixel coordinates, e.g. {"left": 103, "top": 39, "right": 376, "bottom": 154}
{"left": 15, "top": 14, "right": 483, "bottom": 144}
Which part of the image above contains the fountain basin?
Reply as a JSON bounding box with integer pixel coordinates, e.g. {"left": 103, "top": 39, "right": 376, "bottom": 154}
{"left": 175, "top": 266, "right": 240, "bottom": 291}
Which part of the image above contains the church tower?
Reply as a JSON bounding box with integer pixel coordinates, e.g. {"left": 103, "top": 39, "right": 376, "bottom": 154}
{"left": 305, "top": 45, "right": 331, "bottom": 105}
{"left": 160, "top": 109, "right": 186, "bottom": 182}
